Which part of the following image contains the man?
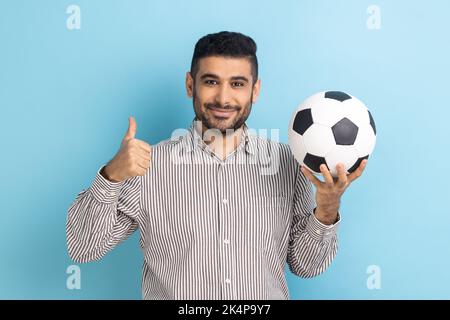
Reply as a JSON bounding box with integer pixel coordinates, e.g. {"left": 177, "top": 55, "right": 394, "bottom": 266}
{"left": 66, "top": 31, "right": 367, "bottom": 299}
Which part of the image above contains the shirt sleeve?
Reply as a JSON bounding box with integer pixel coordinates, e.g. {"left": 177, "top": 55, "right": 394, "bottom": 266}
{"left": 66, "top": 165, "right": 141, "bottom": 263}
{"left": 287, "top": 165, "right": 340, "bottom": 278}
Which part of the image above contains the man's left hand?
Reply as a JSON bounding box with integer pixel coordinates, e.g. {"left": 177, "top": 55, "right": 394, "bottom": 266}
{"left": 300, "top": 160, "right": 368, "bottom": 225}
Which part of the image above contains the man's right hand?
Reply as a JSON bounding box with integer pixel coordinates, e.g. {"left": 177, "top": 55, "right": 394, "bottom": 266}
{"left": 101, "top": 116, "right": 152, "bottom": 182}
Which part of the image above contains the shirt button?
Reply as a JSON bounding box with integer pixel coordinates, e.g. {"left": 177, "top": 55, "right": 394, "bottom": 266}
{"left": 222, "top": 199, "right": 228, "bottom": 204}
{"left": 224, "top": 239, "right": 229, "bottom": 244}
{"left": 100, "top": 189, "right": 106, "bottom": 195}
{"left": 225, "top": 279, "right": 231, "bottom": 284}
{"left": 315, "top": 229, "right": 322, "bottom": 235}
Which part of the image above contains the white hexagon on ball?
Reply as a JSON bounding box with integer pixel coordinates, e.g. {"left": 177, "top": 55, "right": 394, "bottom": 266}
{"left": 312, "top": 99, "right": 345, "bottom": 127}
{"left": 303, "top": 123, "right": 335, "bottom": 157}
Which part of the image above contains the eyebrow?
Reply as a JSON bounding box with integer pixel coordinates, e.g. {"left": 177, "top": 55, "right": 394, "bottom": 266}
{"left": 200, "top": 73, "right": 249, "bottom": 83}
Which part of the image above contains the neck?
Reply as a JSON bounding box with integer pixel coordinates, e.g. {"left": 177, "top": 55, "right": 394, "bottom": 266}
{"left": 194, "top": 120, "right": 244, "bottom": 160}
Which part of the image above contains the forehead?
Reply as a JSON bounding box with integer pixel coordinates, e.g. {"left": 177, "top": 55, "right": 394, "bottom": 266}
{"left": 196, "top": 56, "right": 252, "bottom": 78}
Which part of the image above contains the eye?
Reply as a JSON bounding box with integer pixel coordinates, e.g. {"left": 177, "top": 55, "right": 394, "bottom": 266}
{"left": 232, "top": 82, "right": 245, "bottom": 87}
{"left": 204, "top": 80, "right": 218, "bottom": 85}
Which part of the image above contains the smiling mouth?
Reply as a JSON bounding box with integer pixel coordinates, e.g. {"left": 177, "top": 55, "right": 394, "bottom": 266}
{"left": 207, "top": 106, "right": 237, "bottom": 118}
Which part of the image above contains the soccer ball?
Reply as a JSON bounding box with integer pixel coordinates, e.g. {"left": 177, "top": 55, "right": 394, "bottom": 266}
{"left": 288, "top": 91, "right": 376, "bottom": 177}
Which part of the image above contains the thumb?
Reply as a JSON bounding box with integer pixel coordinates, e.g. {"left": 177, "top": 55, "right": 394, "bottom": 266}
{"left": 123, "top": 116, "right": 137, "bottom": 141}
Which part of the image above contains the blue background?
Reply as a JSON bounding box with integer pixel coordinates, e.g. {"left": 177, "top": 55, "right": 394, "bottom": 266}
{"left": 1, "top": 0, "right": 449, "bottom": 299}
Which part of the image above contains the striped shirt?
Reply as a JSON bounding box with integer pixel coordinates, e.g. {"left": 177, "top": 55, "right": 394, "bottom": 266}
{"left": 66, "top": 119, "right": 340, "bottom": 300}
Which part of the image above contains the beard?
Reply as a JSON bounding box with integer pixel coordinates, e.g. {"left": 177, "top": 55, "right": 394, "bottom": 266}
{"left": 192, "top": 85, "right": 253, "bottom": 134}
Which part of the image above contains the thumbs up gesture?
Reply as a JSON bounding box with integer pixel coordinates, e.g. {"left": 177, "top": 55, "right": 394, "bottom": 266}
{"left": 102, "top": 116, "right": 152, "bottom": 182}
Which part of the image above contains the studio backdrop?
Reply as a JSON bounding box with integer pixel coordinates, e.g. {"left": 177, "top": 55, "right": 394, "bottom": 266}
{"left": 1, "top": 0, "right": 449, "bottom": 299}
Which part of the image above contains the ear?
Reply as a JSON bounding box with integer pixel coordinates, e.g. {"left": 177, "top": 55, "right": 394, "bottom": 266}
{"left": 186, "top": 71, "right": 194, "bottom": 98}
{"left": 252, "top": 79, "right": 261, "bottom": 103}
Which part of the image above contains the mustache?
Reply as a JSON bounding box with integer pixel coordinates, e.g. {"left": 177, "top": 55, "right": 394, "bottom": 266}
{"left": 205, "top": 103, "right": 240, "bottom": 111}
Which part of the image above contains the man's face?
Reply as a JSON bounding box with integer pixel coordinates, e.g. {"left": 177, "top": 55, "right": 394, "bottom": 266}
{"left": 186, "top": 56, "right": 261, "bottom": 133}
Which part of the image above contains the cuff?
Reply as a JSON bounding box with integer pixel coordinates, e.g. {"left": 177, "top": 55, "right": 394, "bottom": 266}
{"left": 90, "top": 165, "right": 124, "bottom": 204}
{"left": 305, "top": 210, "right": 341, "bottom": 242}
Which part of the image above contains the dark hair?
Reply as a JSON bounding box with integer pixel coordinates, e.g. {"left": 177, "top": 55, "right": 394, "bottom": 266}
{"left": 190, "top": 31, "right": 258, "bottom": 85}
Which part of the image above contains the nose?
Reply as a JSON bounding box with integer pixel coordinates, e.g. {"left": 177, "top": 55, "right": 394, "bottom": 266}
{"left": 215, "top": 83, "right": 232, "bottom": 107}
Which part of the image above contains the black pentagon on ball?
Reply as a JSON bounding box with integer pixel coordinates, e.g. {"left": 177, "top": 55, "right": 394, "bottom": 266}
{"left": 325, "top": 91, "right": 352, "bottom": 102}
{"left": 292, "top": 108, "right": 313, "bottom": 135}
{"left": 304, "top": 153, "right": 329, "bottom": 173}
{"left": 348, "top": 155, "right": 369, "bottom": 173}
{"left": 332, "top": 117, "right": 359, "bottom": 145}
{"left": 368, "top": 110, "right": 377, "bottom": 135}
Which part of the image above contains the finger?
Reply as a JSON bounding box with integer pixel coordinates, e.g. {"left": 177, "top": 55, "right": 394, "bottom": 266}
{"left": 348, "top": 159, "right": 367, "bottom": 183}
{"left": 300, "top": 166, "right": 322, "bottom": 188}
{"left": 320, "top": 164, "right": 334, "bottom": 188}
{"left": 135, "top": 139, "right": 152, "bottom": 153}
{"left": 135, "top": 164, "right": 147, "bottom": 176}
{"left": 336, "top": 163, "right": 348, "bottom": 189}
{"left": 123, "top": 116, "right": 137, "bottom": 141}
{"left": 136, "top": 150, "right": 151, "bottom": 162}
{"left": 136, "top": 156, "right": 151, "bottom": 169}
{"left": 127, "top": 138, "right": 151, "bottom": 155}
